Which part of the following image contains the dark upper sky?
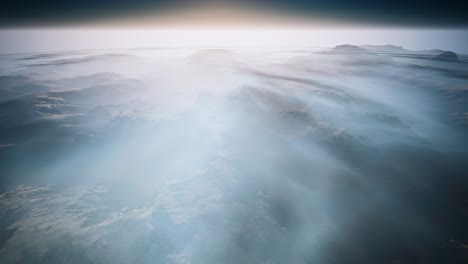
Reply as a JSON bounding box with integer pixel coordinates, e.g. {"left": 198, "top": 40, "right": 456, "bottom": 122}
{"left": 1, "top": 0, "right": 468, "bottom": 28}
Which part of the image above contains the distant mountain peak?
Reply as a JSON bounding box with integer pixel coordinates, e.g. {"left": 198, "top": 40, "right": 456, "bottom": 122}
{"left": 433, "top": 51, "right": 460, "bottom": 62}
{"left": 333, "top": 44, "right": 367, "bottom": 52}
{"left": 360, "top": 45, "right": 408, "bottom": 53}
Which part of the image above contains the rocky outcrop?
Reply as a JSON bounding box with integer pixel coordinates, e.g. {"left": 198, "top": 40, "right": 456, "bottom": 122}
{"left": 433, "top": 51, "right": 460, "bottom": 62}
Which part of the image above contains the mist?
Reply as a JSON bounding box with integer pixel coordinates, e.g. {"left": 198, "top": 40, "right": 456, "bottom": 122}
{"left": 2, "top": 28, "right": 468, "bottom": 54}
{"left": 1, "top": 45, "right": 468, "bottom": 263}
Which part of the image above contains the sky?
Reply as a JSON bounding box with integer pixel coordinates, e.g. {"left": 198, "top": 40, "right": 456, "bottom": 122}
{"left": 2, "top": 0, "right": 468, "bottom": 27}
{"left": 0, "top": 0, "right": 467, "bottom": 53}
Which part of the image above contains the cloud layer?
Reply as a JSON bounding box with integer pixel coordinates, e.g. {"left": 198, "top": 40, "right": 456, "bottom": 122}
{"left": 0, "top": 46, "right": 468, "bottom": 263}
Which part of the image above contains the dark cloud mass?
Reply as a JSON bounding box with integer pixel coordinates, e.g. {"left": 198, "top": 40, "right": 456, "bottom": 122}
{"left": 0, "top": 0, "right": 173, "bottom": 26}
{"left": 256, "top": 0, "right": 468, "bottom": 26}
{"left": 1, "top": 0, "right": 468, "bottom": 27}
